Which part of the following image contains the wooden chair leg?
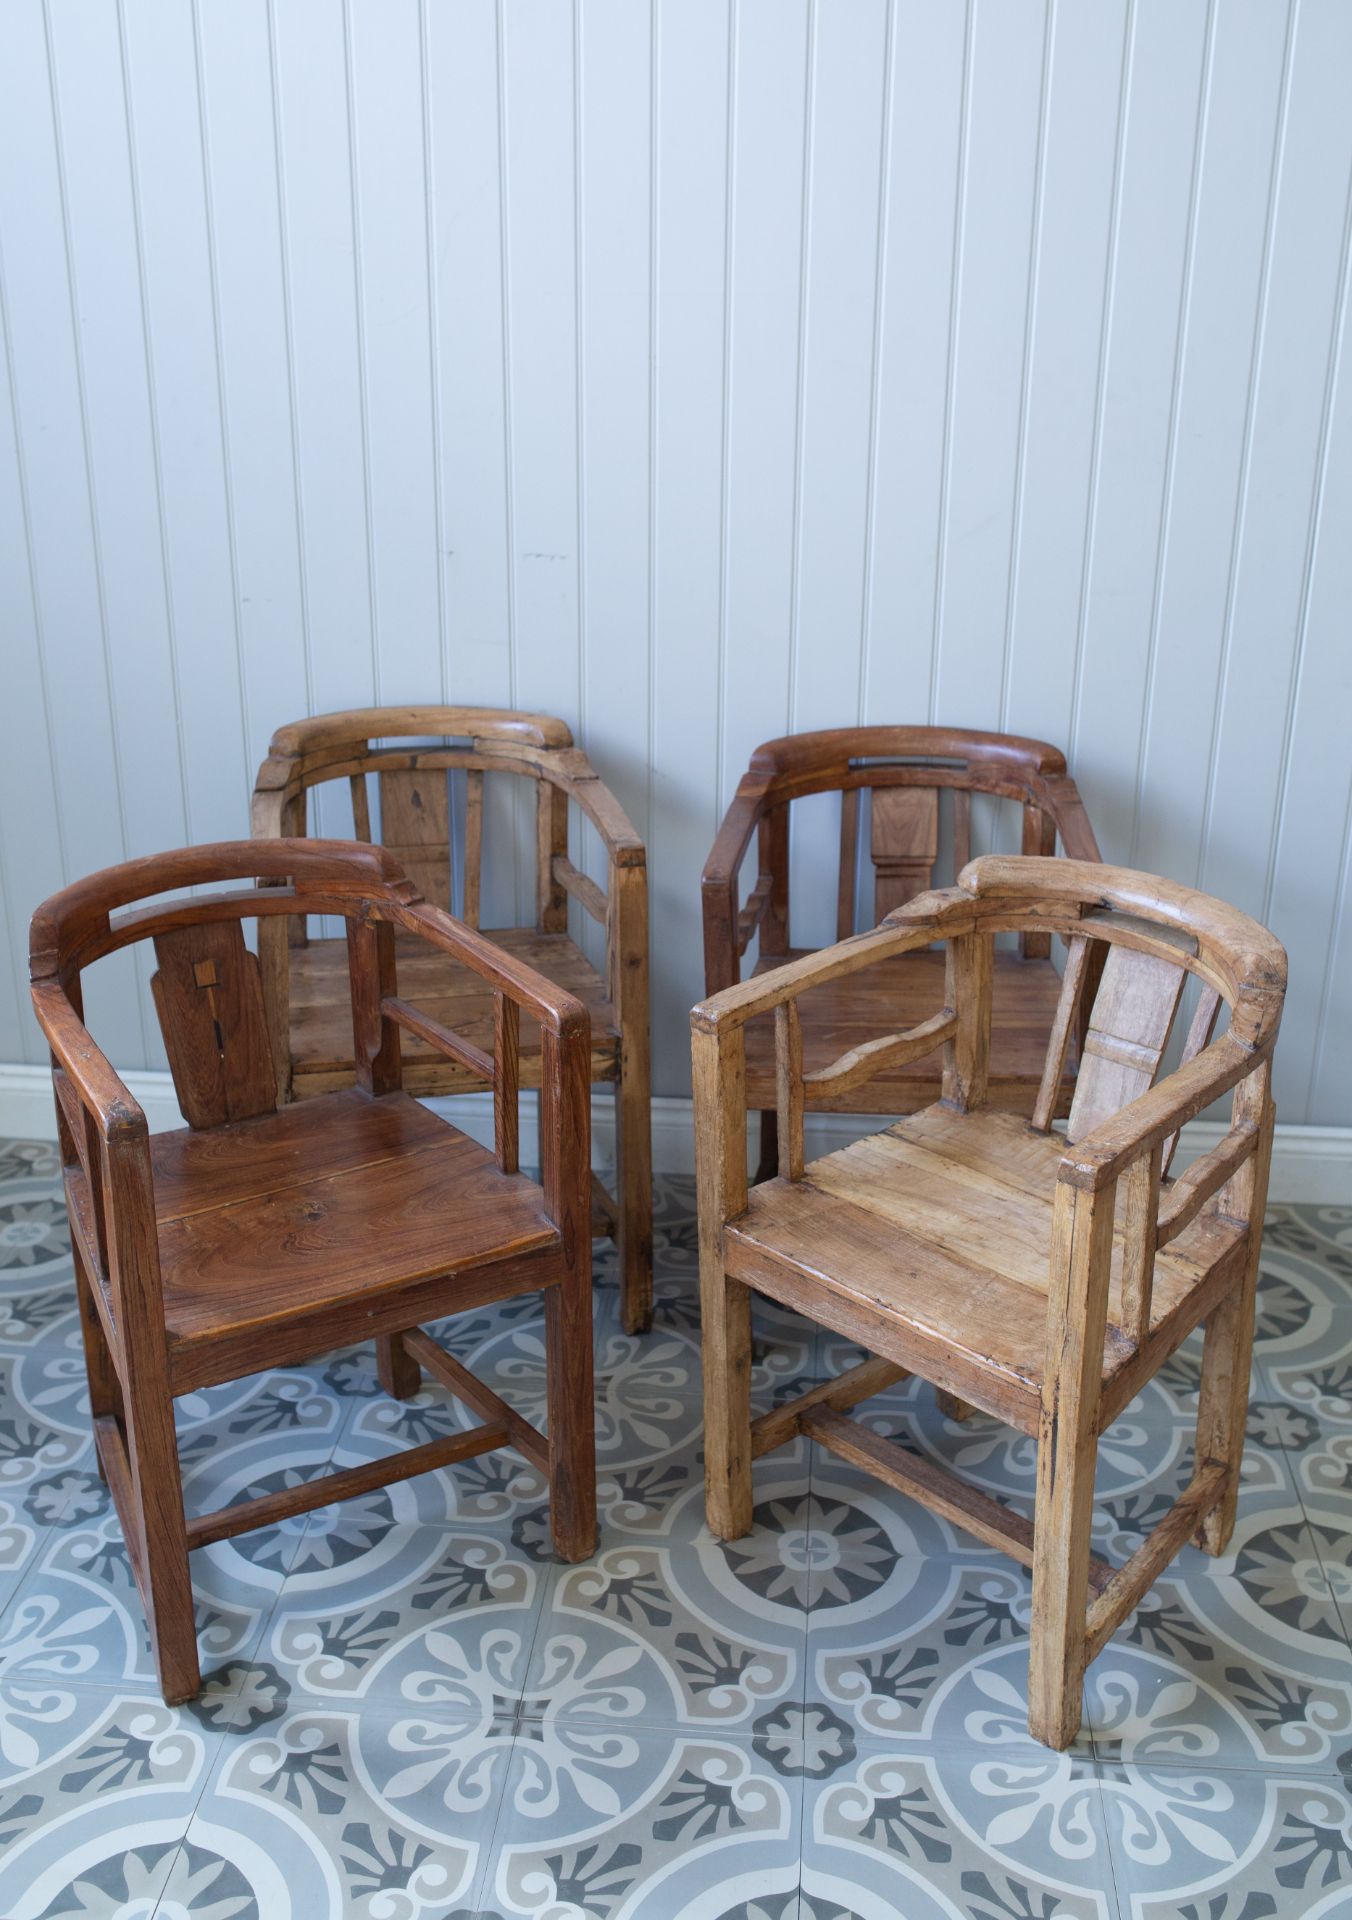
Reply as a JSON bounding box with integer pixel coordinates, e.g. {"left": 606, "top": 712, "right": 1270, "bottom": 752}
{"left": 615, "top": 1054, "right": 653, "bottom": 1336}
{"left": 1192, "top": 1284, "right": 1254, "bottom": 1556}
{"left": 1028, "top": 1186, "right": 1113, "bottom": 1750}
{"left": 377, "top": 1332, "right": 421, "bottom": 1400}
{"left": 1193, "top": 1079, "right": 1272, "bottom": 1555}
{"left": 123, "top": 1379, "right": 199, "bottom": 1705}
{"left": 754, "top": 1109, "right": 778, "bottom": 1185}
{"left": 702, "top": 1270, "right": 753, "bottom": 1541}
{"left": 545, "top": 1269, "right": 597, "bottom": 1562}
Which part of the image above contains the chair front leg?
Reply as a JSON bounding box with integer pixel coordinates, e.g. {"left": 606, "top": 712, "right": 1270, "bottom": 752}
{"left": 611, "top": 859, "right": 653, "bottom": 1335}
{"left": 692, "top": 1024, "right": 752, "bottom": 1540}
{"left": 541, "top": 1022, "right": 597, "bottom": 1562}
{"left": 1029, "top": 1181, "right": 1114, "bottom": 1750}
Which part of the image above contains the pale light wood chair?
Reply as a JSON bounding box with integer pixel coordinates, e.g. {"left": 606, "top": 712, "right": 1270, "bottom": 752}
{"left": 252, "top": 706, "right": 652, "bottom": 1332}
{"left": 30, "top": 839, "right": 596, "bottom": 1705}
{"left": 692, "top": 856, "right": 1285, "bottom": 1748}
{"left": 702, "top": 728, "right": 1102, "bottom": 1179}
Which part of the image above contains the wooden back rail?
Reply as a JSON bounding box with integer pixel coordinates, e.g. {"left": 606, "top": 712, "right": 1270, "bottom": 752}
{"left": 28, "top": 841, "right": 587, "bottom": 1347}
{"left": 705, "top": 856, "right": 1286, "bottom": 1361}
{"left": 703, "top": 727, "right": 1102, "bottom": 993}
{"left": 253, "top": 706, "right": 644, "bottom": 931}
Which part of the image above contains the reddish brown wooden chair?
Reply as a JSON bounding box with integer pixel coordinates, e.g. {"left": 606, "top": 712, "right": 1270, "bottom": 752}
{"left": 702, "top": 728, "right": 1102, "bottom": 1176}
{"left": 29, "top": 839, "right": 596, "bottom": 1705}
{"left": 693, "top": 856, "right": 1284, "bottom": 1748}
{"left": 252, "top": 707, "right": 652, "bottom": 1331}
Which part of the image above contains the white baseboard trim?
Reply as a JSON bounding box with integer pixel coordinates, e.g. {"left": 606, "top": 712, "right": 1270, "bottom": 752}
{"left": 1, "top": 1065, "right": 1346, "bottom": 1204}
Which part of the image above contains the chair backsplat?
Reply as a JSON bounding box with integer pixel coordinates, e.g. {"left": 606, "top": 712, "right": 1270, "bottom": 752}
{"left": 150, "top": 922, "right": 278, "bottom": 1130}
{"left": 378, "top": 769, "right": 454, "bottom": 912}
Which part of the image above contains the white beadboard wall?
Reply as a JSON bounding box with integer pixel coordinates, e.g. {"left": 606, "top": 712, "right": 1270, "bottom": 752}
{"left": 1, "top": 0, "right": 1350, "bottom": 1123}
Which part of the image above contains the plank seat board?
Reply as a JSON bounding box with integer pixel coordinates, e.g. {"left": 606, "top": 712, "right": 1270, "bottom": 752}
{"left": 744, "top": 948, "right": 1071, "bottom": 1114}
{"left": 152, "top": 1090, "right": 558, "bottom": 1349}
{"left": 150, "top": 1085, "right": 452, "bottom": 1220}
{"left": 286, "top": 928, "right": 619, "bottom": 1094}
{"left": 725, "top": 1107, "right": 1244, "bottom": 1421}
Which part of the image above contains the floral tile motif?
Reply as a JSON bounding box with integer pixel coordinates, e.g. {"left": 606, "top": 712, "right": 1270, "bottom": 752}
{"left": 524, "top": 1533, "right": 808, "bottom": 1736}
{"left": 1085, "top": 1570, "right": 1352, "bottom": 1774}
{"left": 481, "top": 1727, "right": 805, "bottom": 1919}
{"left": 0, "top": 1159, "right": 1351, "bottom": 1914}
{"left": 158, "top": 1698, "right": 515, "bottom": 1919}
{"left": 1101, "top": 1763, "right": 1352, "bottom": 1919}
{"left": 0, "top": 1679, "right": 227, "bottom": 1919}
{"left": 801, "top": 1743, "right": 1119, "bottom": 1919}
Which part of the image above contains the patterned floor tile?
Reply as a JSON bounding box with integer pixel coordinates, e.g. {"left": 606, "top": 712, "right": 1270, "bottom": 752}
{"left": 480, "top": 1726, "right": 806, "bottom": 1919}
{"left": 524, "top": 1532, "right": 809, "bottom": 1738}
{"left": 1101, "top": 1762, "right": 1352, "bottom": 1919}
{"left": 800, "top": 1741, "right": 1121, "bottom": 1920}
{"left": 156, "top": 1695, "right": 515, "bottom": 1918}
{"left": 804, "top": 1551, "right": 1096, "bottom": 1760}
{"left": 1084, "top": 1567, "right": 1352, "bottom": 1775}
{"left": 0, "top": 1677, "right": 227, "bottom": 1920}
{"left": 1, "top": 1160, "right": 1351, "bottom": 1914}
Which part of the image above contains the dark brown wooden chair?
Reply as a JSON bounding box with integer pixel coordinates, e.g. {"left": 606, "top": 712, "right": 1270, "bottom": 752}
{"left": 702, "top": 727, "right": 1102, "bottom": 1177}
{"left": 252, "top": 707, "right": 652, "bottom": 1332}
{"left": 29, "top": 839, "right": 596, "bottom": 1706}
{"left": 693, "top": 856, "right": 1284, "bottom": 1748}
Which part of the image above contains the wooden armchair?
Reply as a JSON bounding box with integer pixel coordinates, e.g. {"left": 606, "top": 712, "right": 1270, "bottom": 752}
{"left": 692, "top": 856, "right": 1284, "bottom": 1748}
{"left": 702, "top": 727, "right": 1101, "bottom": 1175}
{"left": 252, "top": 707, "right": 652, "bottom": 1331}
{"left": 29, "top": 839, "right": 596, "bottom": 1705}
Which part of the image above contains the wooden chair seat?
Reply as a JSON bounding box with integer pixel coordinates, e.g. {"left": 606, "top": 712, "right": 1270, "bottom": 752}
{"left": 726, "top": 1106, "right": 1244, "bottom": 1435}
{"left": 286, "top": 930, "right": 619, "bottom": 1096}
{"left": 144, "top": 1089, "right": 557, "bottom": 1389}
{"left": 745, "top": 949, "right": 1072, "bottom": 1115}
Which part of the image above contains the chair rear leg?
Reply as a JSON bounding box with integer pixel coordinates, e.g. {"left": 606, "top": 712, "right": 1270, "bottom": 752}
{"left": 377, "top": 1332, "right": 421, "bottom": 1401}
{"left": 545, "top": 1268, "right": 597, "bottom": 1562}
{"left": 1193, "top": 1277, "right": 1258, "bottom": 1557}
{"left": 616, "top": 1052, "right": 653, "bottom": 1335}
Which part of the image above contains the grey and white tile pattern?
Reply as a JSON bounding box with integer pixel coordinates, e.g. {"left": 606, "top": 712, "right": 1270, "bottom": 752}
{"left": 0, "top": 1143, "right": 1349, "bottom": 1916}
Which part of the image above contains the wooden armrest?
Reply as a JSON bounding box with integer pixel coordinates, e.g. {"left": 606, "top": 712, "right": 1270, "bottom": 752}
{"left": 1058, "top": 1034, "right": 1260, "bottom": 1192}
{"left": 30, "top": 981, "right": 147, "bottom": 1139}
{"left": 1156, "top": 1121, "right": 1258, "bottom": 1246}
{"left": 393, "top": 901, "right": 588, "bottom": 1040}
{"left": 692, "top": 905, "right": 964, "bottom": 1034}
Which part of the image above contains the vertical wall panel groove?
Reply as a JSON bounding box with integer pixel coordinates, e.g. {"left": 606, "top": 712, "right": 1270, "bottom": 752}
{"left": 0, "top": 0, "right": 1348, "bottom": 1114}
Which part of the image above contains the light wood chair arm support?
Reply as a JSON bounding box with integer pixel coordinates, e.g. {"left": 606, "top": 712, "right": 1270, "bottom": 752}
{"left": 1156, "top": 1120, "right": 1259, "bottom": 1246}
{"left": 1057, "top": 1034, "right": 1264, "bottom": 1193}
{"left": 551, "top": 760, "right": 646, "bottom": 867}
{"left": 30, "top": 980, "right": 148, "bottom": 1140}
{"left": 552, "top": 856, "right": 608, "bottom": 925}
{"left": 692, "top": 900, "right": 967, "bottom": 1034}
